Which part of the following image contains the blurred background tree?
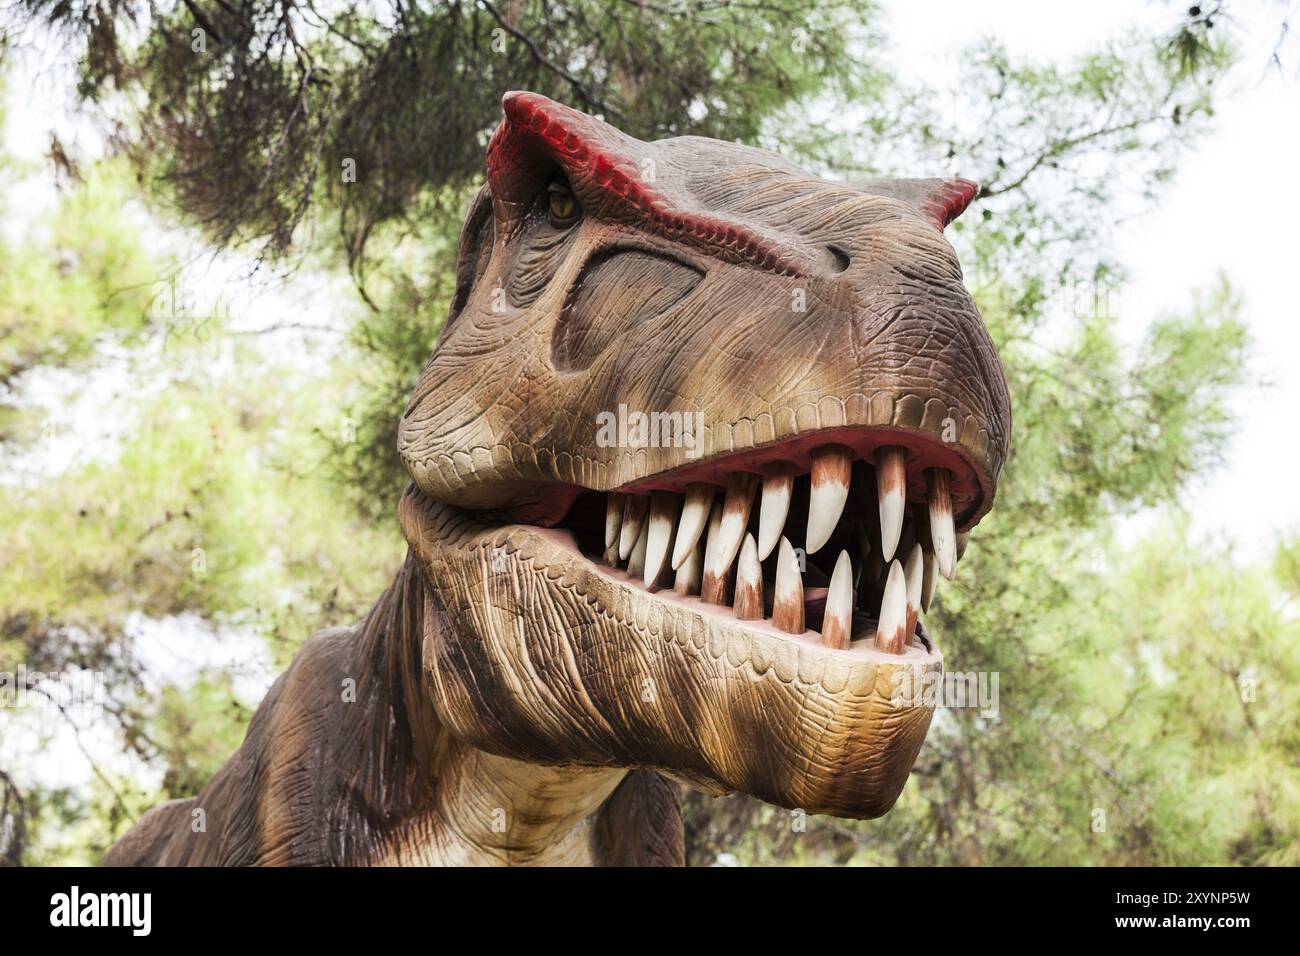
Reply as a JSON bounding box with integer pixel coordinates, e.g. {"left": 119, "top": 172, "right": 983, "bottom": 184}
{"left": 1, "top": 1, "right": 1296, "bottom": 865}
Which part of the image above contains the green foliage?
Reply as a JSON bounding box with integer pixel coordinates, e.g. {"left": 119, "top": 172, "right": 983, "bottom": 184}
{"left": 329, "top": 271, "right": 455, "bottom": 522}
{"left": 0, "top": 159, "right": 160, "bottom": 435}
{"left": 1274, "top": 533, "right": 1300, "bottom": 596}
{"left": 1, "top": 312, "right": 401, "bottom": 653}
{"left": 988, "top": 276, "right": 1249, "bottom": 530}
{"left": 15, "top": 778, "right": 154, "bottom": 867}
{"left": 0, "top": 153, "right": 402, "bottom": 861}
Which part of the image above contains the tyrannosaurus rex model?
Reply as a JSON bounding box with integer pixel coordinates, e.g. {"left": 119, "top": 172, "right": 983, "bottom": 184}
{"left": 106, "top": 92, "right": 1011, "bottom": 866}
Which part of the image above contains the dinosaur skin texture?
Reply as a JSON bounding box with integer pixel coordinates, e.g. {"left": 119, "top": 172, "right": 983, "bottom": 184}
{"left": 105, "top": 92, "right": 1011, "bottom": 867}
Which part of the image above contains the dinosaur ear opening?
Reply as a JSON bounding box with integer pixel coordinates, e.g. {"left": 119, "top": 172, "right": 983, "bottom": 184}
{"left": 850, "top": 177, "right": 980, "bottom": 231}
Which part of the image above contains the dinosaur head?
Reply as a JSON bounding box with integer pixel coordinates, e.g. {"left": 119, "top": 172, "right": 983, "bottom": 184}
{"left": 397, "top": 93, "right": 1010, "bottom": 818}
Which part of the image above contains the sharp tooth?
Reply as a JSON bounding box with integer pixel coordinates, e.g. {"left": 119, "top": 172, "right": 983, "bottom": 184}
{"left": 705, "top": 472, "right": 758, "bottom": 583}
{"left": 618, "top": 495, "right": 649, "bottom": 561}
{"left": 699, "top": 500, "right": 730, "bottom": 605}
{"left": 603, "top": 539, "right": 621, "bottom": 567}
{"left": 874, "top": 560, "right": 908, "bottom": 654}
{"left": 757, "top": 461, "right": 796, "bottom": 560}
{"left": 644, "top": 492, "right": 679, "bottom": 587}
{"left": 671, "top": 483, "right": 715, "bottom": 570}
{"left": 910, "top": 502, "right": 933, "bottom": 608}
{"left": 626, "top": 517, "right": 649, "bottom": 580}
{"left": 772, "top": 537, "right": 805, "bottom": 634}
{"left": 921, "top": 548, "right": 938, "bottom": 613}
{"left": 605, "top": 493, "right": 625, "bottom": 550}
{"left": 820, "top": 550, "right": 854, "bottom": 650}
{"left": 956, "top": 531, "right": 970, "bottom": 561}
{"left": 926, "top": 468, "right": 957, "bottom": 580}
{"left": 674, "top": 532, "right": 704, "bottom": 596}
{"left": 904, "top": 543, "right": 923, "bottom": 643}
{"left": 732, "top": 533, "right": 764, "bottom": 620}
{"left": 807, "top": 444, "right": 852, "bottom": 554}
{"left": 874, "top": 445, "right": 907, "bottom": 562}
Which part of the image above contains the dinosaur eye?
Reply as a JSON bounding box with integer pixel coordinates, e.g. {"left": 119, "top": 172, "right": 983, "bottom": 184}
{"left": 547, "top": 181, "right": 580, "bottom": 227}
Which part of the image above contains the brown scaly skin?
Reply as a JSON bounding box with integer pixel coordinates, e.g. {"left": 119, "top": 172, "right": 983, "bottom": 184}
{"left": 105, "top": 93, "right": 1010, "bottom": 866}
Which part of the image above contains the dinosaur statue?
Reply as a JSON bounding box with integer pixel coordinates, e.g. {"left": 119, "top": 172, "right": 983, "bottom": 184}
{"left": 105, "top": 92, "right": 1011, "bottom": 866}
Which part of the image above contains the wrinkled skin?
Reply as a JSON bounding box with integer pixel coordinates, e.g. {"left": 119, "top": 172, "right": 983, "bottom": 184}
{"left": 105, "top": 93, "right": 1010, "bottom": 867}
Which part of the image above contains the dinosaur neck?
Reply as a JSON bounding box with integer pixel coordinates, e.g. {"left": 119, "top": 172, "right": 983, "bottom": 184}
{"left": 357, "top": 552, "right": 626, "bottom": 865}
{"left": 415, "top": 739, "right": 627, "bottom": 865}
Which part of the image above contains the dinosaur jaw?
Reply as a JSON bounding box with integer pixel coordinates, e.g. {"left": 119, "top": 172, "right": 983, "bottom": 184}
{"left": 398, "top": 429, "right": 953, "bottom": 819}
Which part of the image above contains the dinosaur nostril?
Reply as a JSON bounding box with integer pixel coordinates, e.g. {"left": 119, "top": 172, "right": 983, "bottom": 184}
{"left": 826, "top": 245, "right": 851, "bottom": 273}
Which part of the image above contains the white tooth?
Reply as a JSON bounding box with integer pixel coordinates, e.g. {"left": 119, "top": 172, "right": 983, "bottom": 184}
{"left": 618, "top": 495, "right": 648, "bottom": 561}
{"left": 674, "top": 533, "right": 704, "bottom": 596}
{"left": 806, "top": 444, "right": 852, "bottom": 554}
{"left": 904, "top": 543, "right": 923, "bottom": 645}
{"left": 821, "top": 550, "right": 854, "bottom": 650}
{"left": 644, "top": 492, "right": 679, "bottom": 587}
{"left": 707, "top": 472, "right": 758, "bottom": 581}
{"left": 671, "top": 483, "right": 715, "bottom": 570}
{"left": 626, "top": 517, "right": 649, "bottom": 580}
{"left": 605, "top": 493, "right": 625, "bottom": 550}
{"left": 732, "top": 533, "right": 764, "bottom": 620}
{"left": 700, "top": 500, "right": 729, "bottom": 605}
{"left": 757, "top": 461, "right": 796, "bottom": 560}
{"left": 921, "top": 548, "right": 938, "bottom": 613}
{"left": 874, "top": 446, "right": 907, "bottom": 562}
{"left": 926, "top": 468, "right": 957, "bottom": 580}
{"left": 773, "top": 537, "right": 804, "bottom": 634}
{"left": 874, "top": 559, "right": 908, "bottom": 654}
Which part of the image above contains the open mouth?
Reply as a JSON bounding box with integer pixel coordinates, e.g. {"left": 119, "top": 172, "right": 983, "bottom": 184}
{"left": 398, "top": 426, "right": 963, "bottom": 815}
{"left": 536, "top": 428, "right": 971, "bottom": 657}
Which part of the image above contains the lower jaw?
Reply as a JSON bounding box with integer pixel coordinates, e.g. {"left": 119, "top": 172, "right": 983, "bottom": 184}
{"left": 399, "top": 485, "right": 941, "bottom": 670}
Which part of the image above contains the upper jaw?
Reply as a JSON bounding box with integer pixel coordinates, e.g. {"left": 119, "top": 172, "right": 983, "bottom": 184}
{"left": 401, "top": 397, "right": 1003, "bottom": 532}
